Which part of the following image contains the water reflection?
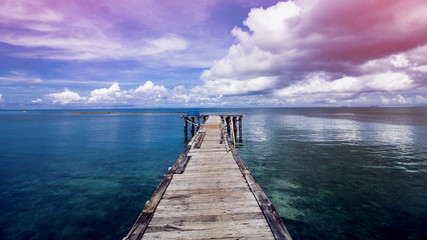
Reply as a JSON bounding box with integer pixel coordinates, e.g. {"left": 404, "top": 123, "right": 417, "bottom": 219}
{"left": 238, "top": 110, "right": 427, "bottom": 240}
{"left": 373, "top": 123, "right": 414, "bottom": 149}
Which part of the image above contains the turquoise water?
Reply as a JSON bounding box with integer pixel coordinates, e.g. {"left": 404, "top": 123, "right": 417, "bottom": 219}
{"left": 0, "top": 108, "right": 426, "bottom": 239}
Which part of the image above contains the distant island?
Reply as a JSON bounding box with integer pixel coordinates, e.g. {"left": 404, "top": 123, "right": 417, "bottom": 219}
{"left": 70, "top": 112, "right": 186, "bottom": 115}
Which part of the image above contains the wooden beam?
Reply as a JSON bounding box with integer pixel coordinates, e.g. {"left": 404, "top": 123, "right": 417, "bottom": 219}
{"left": 168, "top": 145, "right": 192, "bottom": 174}
{"left": 124, "top": 173, "right": 174, "bottom": 240}
{"left": 194, "top": 131, "right": 206, "bottom": 148}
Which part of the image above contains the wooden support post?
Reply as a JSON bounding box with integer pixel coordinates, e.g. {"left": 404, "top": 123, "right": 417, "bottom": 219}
{"left": 184, "top": 117, "right": 188, "bottom": 141}
{"left": 226, "top": 117, "right": 231, "bottom": 135}
{"left": 239, "top": 116, "right": 243, "bottom": 142}
{"left": 191, "top": 117, "right": 195, "bottom": 136}
{"left": 197, "top": 117, "right": 200, "bottom": 131}
{"left": 233, "top": 116, "right": 237, "bottom": 140}
{"left": 231, "top": 119, "right": 236, "bottom": 146}
{"left": 203, "top": 116, "right": 207, "bottom": 123}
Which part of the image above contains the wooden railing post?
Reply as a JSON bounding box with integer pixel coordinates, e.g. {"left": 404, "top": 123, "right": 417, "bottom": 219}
{"left": 226, "top": 117, "right": 231, "bottom": 135}
{"left": 184, "top": 117, "right": 188, "bottom": 140}
{"left": 197, "top": 117, "right": 200, "bottom": 131}
{"left": 238, "top": 116, "right": 243, "bottom": 142}
{"left": 191, "top": 117, "right": 195, "bottom": 136}
{"left": 232, "top": 116, "right": 237, "bottom": 142}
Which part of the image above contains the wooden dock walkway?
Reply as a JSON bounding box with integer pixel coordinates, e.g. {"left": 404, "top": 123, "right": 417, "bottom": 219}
{"left": 124, "top": 115, "right": 292, "bottom": 240}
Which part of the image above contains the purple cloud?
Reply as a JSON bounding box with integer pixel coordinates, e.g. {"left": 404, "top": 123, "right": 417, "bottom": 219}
{"left": 200, "top": 0, "right": 427, "bottom": 105}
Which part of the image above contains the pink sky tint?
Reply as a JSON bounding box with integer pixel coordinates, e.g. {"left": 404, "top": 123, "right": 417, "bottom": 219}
{"left": 1, "top": 0, "right": 427, "bottom": 108}
{"left": 297, "top": 0, "right": 427, "bottom": 63}
{"left": 200, "top": 0, "right": 427, "bottom": 106}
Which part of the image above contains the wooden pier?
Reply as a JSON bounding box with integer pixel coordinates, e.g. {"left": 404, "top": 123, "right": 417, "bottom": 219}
{"left": 181, "top": 114, "right": 244, "bottom": 142}
{"left": 124, "top": 115, "right": 292, "bottom": 240}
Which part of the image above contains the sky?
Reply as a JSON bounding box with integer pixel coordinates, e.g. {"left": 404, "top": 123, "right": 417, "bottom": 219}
{"left": 1, "top": 0, "right": 427, "bottom": 109}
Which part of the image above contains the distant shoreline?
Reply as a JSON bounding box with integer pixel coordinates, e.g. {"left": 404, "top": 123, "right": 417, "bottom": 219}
{"left": 70, "top": 112, "right": 186, "bottom": 115}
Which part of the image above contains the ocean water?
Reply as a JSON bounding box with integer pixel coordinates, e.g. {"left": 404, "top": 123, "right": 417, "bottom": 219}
{"left": 0, "top": 108, "right": 426, "bottom": 239}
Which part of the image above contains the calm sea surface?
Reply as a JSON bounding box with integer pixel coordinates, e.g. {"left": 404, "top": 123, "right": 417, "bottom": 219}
{"left": 0, "top": 108, "right": 426, "bottom": 239}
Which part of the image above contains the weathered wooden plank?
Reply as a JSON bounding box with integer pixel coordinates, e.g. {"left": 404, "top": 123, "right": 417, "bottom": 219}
{"left": 145, "top": 220, "right": 271, "bottom": 233}
{"left": 183, "top": 165, "right": 238, "bottom": 170}
{"left": 194, "top": 131, "right": 206, "bottom": 148}
{"left": 189, "top": 145, "right": 226, "bottom": 150}
{"left": 143, "top": 226, "right": 274, "bottom": 240}
{"left": 186, "top": 151, "right": 230, "bottom": 156}
{"left": 170, "top": 175, "right": 244, "bottom": 183}
{"left": 154, "top": 202, "right": 261, "bottom": 214}
{"left": 182, "top": 167, "right": 241, "bottom": 173}
{"left": 148, "top": 218, "right": 269, "bottom": 231}
{"left": 151, "top": 207, "right": 264, "bottom": 219}
{"left": 163, "top": 187, "right": 252, "bottom": 198}
{"left": 202, "top": 136, "right": 222, "bottom": 141}
{"left": 166, "top": 181, "right": 248, "bottom": 191}
{"left": 162, "top": 188, "right": 254, "bottom": 200}
{"left": 184, "top": 158, "right": 235, "bottom": 163}
{"left": 174, "top": 156, "right": 191, "bottom": 174}
{"left": 169, "top": 179, "right": 245, "bottom": 186}
{"left": 148, "top": 212, "right": 266, "bottom": 224}
{"left": 158, "top": 194, "right": 256, "bottom": 205}
{"left": 124, "top": 173, "right": 173, "bottom": 240}
{"left": 169, "top": 171, "right": 244, "bottom": 178}
{"left": 187, "top": 149, "right": 227, "bottom": 153}
{"left": 183, "top": 162, "right": 238, "bottom": 168}
{"left": 168, "top": 145, "right": 192, "bottom": 174}
{"left": 176, "top": 169, "right": 242, "bottom": 175}
{"left": 143, "top": 234, "right": 273, "bottom": 240}
{"left": 171, "top": 173, "right": 243, "bottom": 180}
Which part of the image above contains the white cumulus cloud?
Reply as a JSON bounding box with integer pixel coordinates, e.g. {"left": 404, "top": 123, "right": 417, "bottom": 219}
{"left": 47, "top": 89, "right": 86, "bottom": 104}
{"left": 46, "top": 81, "right": 172, "bottom": 106}
{"left": 381, "top": 95, "right": 412, "bottom": 105}
{"left": 88, "top": 82, "right": 123, "bottom": 103}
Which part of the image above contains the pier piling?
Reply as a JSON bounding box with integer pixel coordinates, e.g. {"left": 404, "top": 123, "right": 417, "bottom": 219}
{"left": 238, "top": 116, "right": 243, "bottom": 142}
{"left": 190, "top": 117, "right": 195, "bottom": 136}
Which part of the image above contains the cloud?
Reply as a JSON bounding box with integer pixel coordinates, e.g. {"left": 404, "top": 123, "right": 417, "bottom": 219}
{"left": 381, "top": 95, "right": 412, "bottom": 105}
{"left": 142, "top": 36, "right": 189, "bottom": 55}
{"left": 130, "top": 81, "right": 168, "bottom": 100}
{"left": 0, "top": 1, "right": 191, "bottom": 61}
{"left": 47, "top": 89, "right": 86, "bottom": 104}
{"left": 46, "top": 81, "right": 170, "bottom": 106}
{"left": 43, "top": 81, "right": 239, "bottom": 107}
{"left": 379, "top": 94, "right": 427, "bottom": 105}
{"left": 390, "top": 54, "right": 410, "bottom": 68}
{"left": 195, "top": 76, "right": 278, "bottom": 96}
{"left": 0, "top": 93, "right": 2, "bottom": 101}
{"left": 415, "top": 95, "right": 427, "bottom": 104}
{"left": 1, "top": 33, "right": 190, "bottom": 61}
{"left": 0, "top": 71, "right": 44, "bottom": 85}
{"left": 88, "top": 82, "right": 123, "bottom": 103}
{"left": 30, "top": 77, "right": 427, "bottom": 107}
{"left": 0, "top": 0, "right": 63, "bottom": 22}
{"left": 200, "top": 0, "right": 427, "bottom": 103}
